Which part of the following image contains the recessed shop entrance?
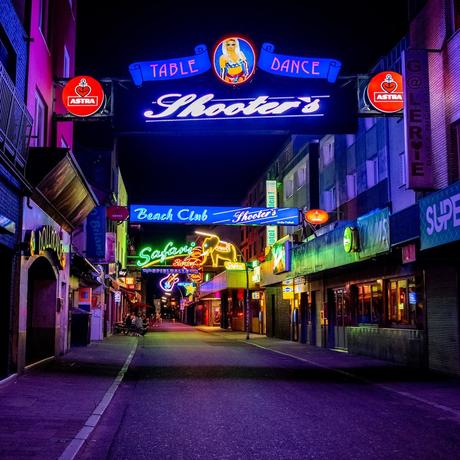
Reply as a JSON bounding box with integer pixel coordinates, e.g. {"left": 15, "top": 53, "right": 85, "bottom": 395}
{"left": 26, "top": 257, "right": 57, "bottom": 365}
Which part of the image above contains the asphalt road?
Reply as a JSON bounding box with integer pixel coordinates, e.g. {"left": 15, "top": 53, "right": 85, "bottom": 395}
{"left": 77, "top": 323, "right": 460, "bottom": 460}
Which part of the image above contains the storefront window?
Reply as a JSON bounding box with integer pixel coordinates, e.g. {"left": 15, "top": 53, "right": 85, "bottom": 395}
{"left": 357, "top": 282, "right": 383, "bottom": 324}
{"left": 387, "top": 277, "right": 419, "bottom": 328}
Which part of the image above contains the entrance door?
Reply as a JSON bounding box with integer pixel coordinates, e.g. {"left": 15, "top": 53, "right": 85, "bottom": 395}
{"left": 332, "top": 288, "right": 349, "bottom": 349}
{"left": 271, "top": 294, "right": 276, "bottom": 337}
{"left": 309, "top": 291, "right": 317, "bottom": 346}
{"left": 0, "top": 247, "right": 12, "bottom": 377}
{"left": 26, "top": 257, "right": 57, "bottom": 365}
{"left": 291, "top": 307, "right": 299, "bottom": 341}
{"left": 299, "top": 292, "right": 308, "bottom": 344}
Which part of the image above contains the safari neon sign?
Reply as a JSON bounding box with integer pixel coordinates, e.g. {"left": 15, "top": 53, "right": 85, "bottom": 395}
{"left": 136, "top": 241, "right": 197, "bottom": 268}
{"left": 143, "top": 93, "right": 328, "bottom": 122}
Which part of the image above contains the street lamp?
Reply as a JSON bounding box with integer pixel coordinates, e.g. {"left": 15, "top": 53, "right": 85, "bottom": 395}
{"left": 195, "top": 231, "right": 250, "bottom": 340}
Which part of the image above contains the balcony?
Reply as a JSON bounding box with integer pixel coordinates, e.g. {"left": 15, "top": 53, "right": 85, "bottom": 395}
{"left": 0, "top": 62, "right": 32, "bottom": 175}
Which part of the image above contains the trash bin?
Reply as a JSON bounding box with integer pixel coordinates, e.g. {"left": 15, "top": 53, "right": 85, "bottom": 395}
{"left": 70, "top": 308, "right": 92, "bottom": 346}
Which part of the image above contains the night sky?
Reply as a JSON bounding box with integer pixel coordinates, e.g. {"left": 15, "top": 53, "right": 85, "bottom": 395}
{"left": 75, "top": 0, "right": 413, "bottom": 245}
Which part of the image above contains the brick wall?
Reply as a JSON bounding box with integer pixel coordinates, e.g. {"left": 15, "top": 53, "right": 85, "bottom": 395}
{"left": 0, "top": 0, "right": 27, "bottom": 99}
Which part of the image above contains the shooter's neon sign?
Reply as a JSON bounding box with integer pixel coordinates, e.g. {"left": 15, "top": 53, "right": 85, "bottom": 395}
{"left": 143, "top": 93, "right": 327, "bottom": 122}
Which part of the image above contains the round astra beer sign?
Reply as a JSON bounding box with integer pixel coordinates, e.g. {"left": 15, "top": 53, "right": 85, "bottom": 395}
{"left": 213, "top": 36, "right": 256, "bottom": 85}
{"left": 62, "top": 76, "right": 105, "bottom": 117}
{"left": 366, "top": 71, "right": 403, "bottom": 113}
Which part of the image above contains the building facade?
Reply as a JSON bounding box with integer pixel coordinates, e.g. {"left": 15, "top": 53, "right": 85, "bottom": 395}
{"left": 0, "top": 0, "right": 33, "bottom": 379}
{"left": 235, "top": 0, "right": 460, "bottom": 375}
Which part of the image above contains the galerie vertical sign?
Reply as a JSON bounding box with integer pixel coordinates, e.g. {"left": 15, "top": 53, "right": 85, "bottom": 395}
{"left": 402, "top": 49, "right": 433, "bottom": 190}
{"left": 266, "top": 180, "right": 278, "bottom": 246}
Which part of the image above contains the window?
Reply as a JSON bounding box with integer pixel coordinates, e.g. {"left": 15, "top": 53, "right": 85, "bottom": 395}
{"left": 284, "top": 178, "right": 294, "bottom": 199}
{"left": 0, "top": 26, "right": 16, "bottom": 83}
{"left": 32, "top": 91, "right": 47, "bottom": 147}
{"left": 387, "top": 277, "right": 421, "bottom": 328}
{"left": 39, "top": 0, "right": 50, "bottom": 45}
{"left": 454, "top": 0, "right": 460, "bottom": 31}
{"left": 63, "top": 45, "right": 70, "bottom": 78}
{"left": 449, "top": 121, "right": 460, "bottom": 183}
{"left": 321, "top": 138, "right": 334, "bottom": 167}
{"left": 366, "top": 157, "right": 378, "bottom": 188}
{"left": 294, "top": 167, "right": 306, "bottom": 190}
{"left": 357, "top": 282, "right": 383, "bottom": 324}
{"left": 322, "top": 186, "right": 336, "bottom": 212}
{"left": 346, "top": 173, "right": 357, "bottom": 200}
{"left": 399, "top": 152, "right": 406, "bottom": 186}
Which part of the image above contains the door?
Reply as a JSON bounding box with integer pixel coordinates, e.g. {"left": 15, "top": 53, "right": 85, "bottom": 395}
{"left": 332, "top": 288, "right": 350, "bottom": 349}
{"left": 299, "top": 292, "right": 308, "bottom": 344}
{"left": 309, "top": 291, "right": 317, "bottom": 346}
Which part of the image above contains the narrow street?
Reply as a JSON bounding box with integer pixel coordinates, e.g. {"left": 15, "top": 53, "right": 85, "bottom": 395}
{"left": 58, "top": 323, "right": 460, "bottom": 460}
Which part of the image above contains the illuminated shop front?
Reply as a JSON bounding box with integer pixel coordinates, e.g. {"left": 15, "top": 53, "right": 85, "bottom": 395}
{"left": 291, "top": 207, "right": 425, "bottom": 366}
{"left": 19, "top": 209, "right": 71, "bottom": 367}
{"left": 197, "top": 270, "right": 258, "bottom": 331}
{"left": 17, "top": 148, "right": 97, "bottom": 370}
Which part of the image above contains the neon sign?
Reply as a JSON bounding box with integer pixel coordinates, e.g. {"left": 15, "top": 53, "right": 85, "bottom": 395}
{"left": 129, "top": 45, "right": 211, "bottom": 85}
{"left": 224, "top": 261, "right": 246, "bottom": 270}
{"left": 172, "top": 257, "right": 202, "bottom": 268}
{"left": 136, "top": 241, "right": 196, "bottom": 268}
{"left": 258, "top": 43, "right": 342, "bottom": 83}
{"left": 212, "top": 36, "right": 256, "bottom": 85}
{"left": 199, "top": 232, "right": 238, "bottom": 267}
{"left": 130, "top": 205, "right": 299, "bottom": 226}
{"left": 26, "top": 226, "right": 66, "bottom": 269}
{"left": 159, "top": 273, "right": 179, "bottom": 292}
{"left": 142, "top": 268, "right": 199, "bottom": 275}
{"left": 366, "top": 71, "right": 403, "bottom": 113}
{"left": 62, "top": 76, "right": 105, "bottom": 117}
{"left": 178, "top": 282, "right": 196, "bottom": 296}
{"left": 273, "top": 237, "right": 292, "bottom": 274}
{"left": 144, "top": 93, "right": 326, "bottom": 122}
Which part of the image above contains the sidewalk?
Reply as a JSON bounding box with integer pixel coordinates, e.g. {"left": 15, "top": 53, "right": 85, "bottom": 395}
{"left": 0, "top": 335, "right": 137, "bottom": 460}
{"left": 195, "top": 325, "right": 460, "bottom": 414}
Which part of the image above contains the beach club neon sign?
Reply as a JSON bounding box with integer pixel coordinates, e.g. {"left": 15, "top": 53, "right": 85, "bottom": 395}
{"left": 130, "top": 205, "right": 300, "bottom": 226}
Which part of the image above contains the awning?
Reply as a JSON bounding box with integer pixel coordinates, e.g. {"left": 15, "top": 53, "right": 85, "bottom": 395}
{"left": 70, "top": 253, "right": 103, "bottom": 286}
{"left": 26, "top": 147, "right": 99, "bottom": 231}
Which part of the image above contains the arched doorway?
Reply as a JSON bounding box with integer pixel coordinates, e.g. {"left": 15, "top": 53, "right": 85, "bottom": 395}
{"left": 26, "top": 257, "right": 57, "bottom": 365}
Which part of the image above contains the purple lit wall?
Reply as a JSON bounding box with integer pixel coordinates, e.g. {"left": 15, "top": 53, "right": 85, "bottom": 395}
{"left": 27, "top": 0, "right": 76, "bottom": 149}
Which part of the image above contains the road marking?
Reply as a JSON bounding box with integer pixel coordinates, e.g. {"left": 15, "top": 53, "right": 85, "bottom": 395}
{"left": 58, "top": 340, "right": 138, "bottom": 460}
{"left": 244, "top": 340, "right": 460, "bottom": 422}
